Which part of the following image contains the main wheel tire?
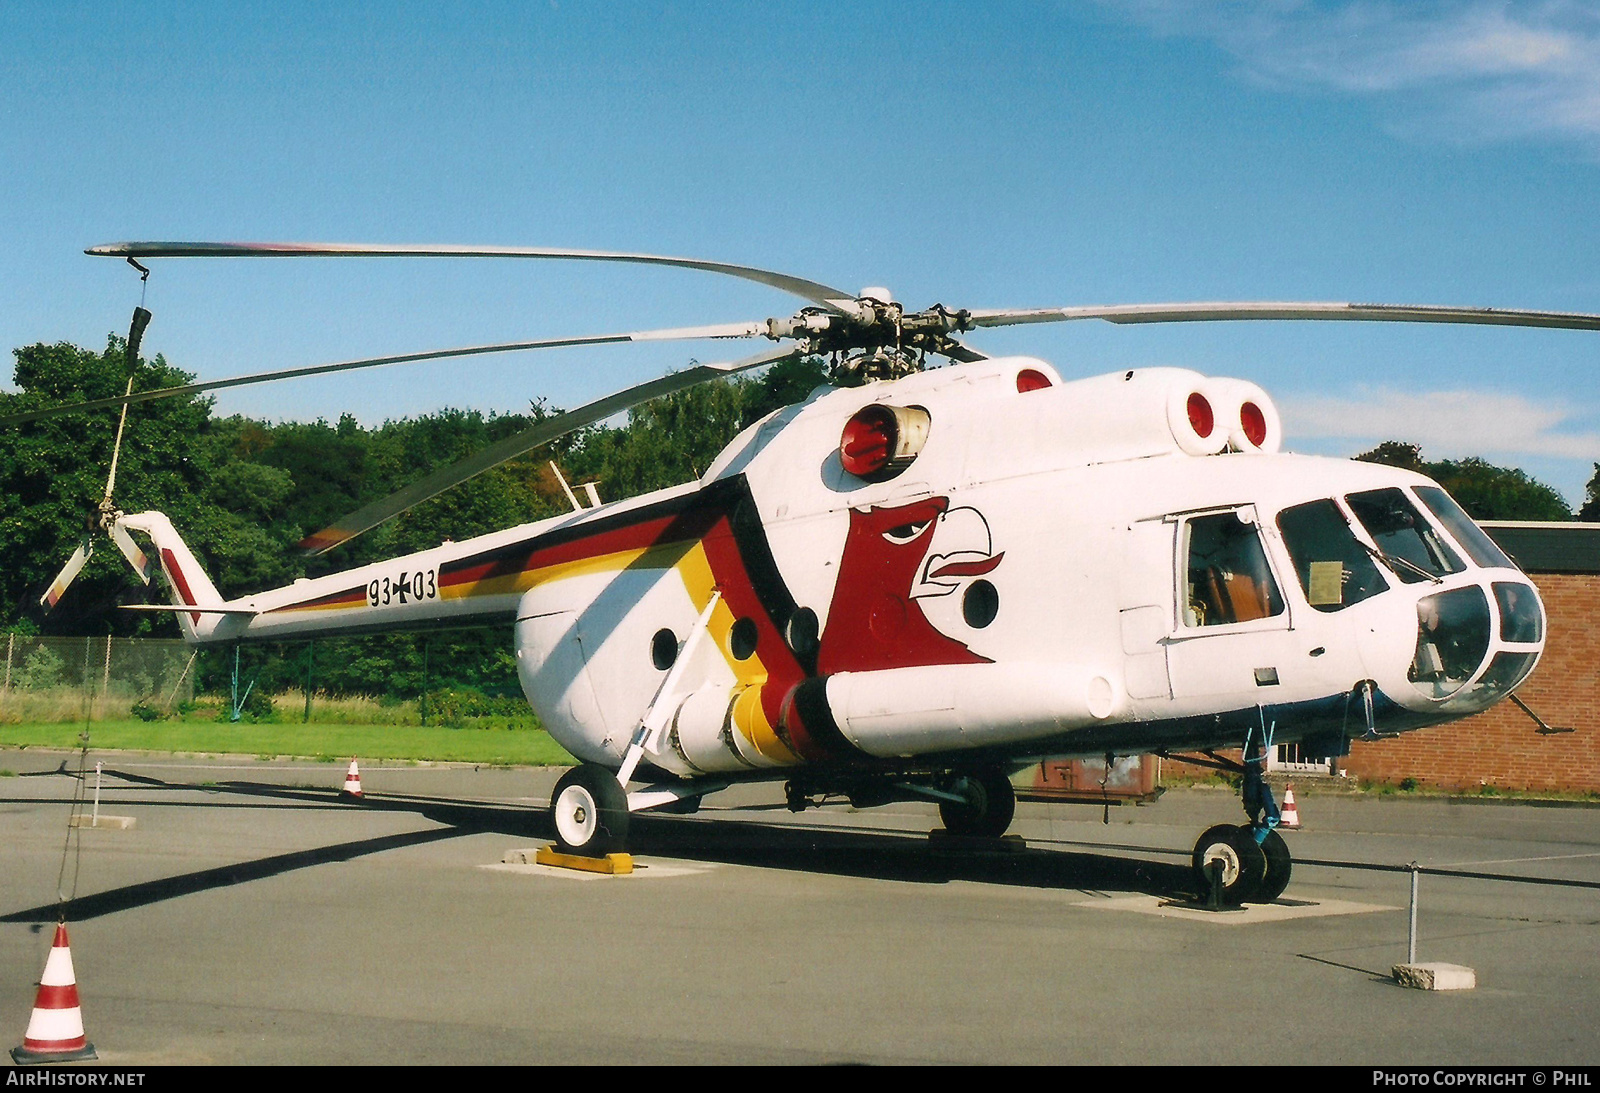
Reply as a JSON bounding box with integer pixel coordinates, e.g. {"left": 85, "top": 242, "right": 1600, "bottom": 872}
{"left": 1192, "top": 823, "right": 1266, "bottom": 905}
{"left": 1258, "top": 828, "right": 1292, "bottom": 902}
{"left": 939, "top": 770, "right": 1017, "bottom": 838}
{"left": 551, "top": 764, "right": 630, "bottom": 857}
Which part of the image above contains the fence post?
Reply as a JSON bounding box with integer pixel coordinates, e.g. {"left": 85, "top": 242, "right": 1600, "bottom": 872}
{"left": 420, "top": 639, "right": 430, "bottom": 727}
{"left": 100, "top": 634, "right": 112, "bottom": 718}
{"left": 303, "top": 640, "right": 314, "bottom": 723}
{"left": 4, "top": 632, "right": 13, "bottom": 693}
{"left": 82, "top": 636, "right": 93, "bottom": 722}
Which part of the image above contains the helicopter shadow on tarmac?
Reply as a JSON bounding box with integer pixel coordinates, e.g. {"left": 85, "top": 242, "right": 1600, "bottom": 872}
{"left": 1, "top": 770, "right": 1201, "bottom": 926}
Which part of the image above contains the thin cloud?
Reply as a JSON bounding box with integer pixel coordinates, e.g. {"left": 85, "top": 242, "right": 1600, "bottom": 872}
{"left": 1100, "top": 1, "right": 1600, "bottom": 147}
{"left": 1282, "top": 386, "right": 1600, "bottom": 460}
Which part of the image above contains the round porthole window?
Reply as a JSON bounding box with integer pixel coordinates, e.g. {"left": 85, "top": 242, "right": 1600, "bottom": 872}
{"left": 651, "top": 628, "right": 678, "bottom": 671}
{"left": 785, "top": 607, "right": 819, "bottom": 660}
{"left": 963, "top": 580, "right": 999, "bottom": 629}
{"left": 729, "top": 617, "right": 759, "bottom": 661}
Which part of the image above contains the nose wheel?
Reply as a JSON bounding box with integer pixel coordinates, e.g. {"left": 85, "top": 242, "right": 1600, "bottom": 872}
{"left": 1170, "top": 722, "right": 1294, "bottom": 904}
{"left": 1192, "top": 824, "right": 1291, "bottom": 905}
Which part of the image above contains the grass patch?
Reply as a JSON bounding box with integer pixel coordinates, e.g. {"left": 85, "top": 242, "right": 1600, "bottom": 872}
{"left": 0, "top": 720, "right": 577, "bottom": 767}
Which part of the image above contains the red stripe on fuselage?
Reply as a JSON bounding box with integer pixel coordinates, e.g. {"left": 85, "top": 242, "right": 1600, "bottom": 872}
{"left": 439, "top": 505, "right": 723, "bottom": 591}
{"left": 160, "top": 548, "right": 202, "bottom": 625}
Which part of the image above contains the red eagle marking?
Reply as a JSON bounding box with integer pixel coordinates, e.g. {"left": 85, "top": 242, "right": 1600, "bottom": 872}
{"left": 817, "top": 497, "right": 991, "bottom": 675}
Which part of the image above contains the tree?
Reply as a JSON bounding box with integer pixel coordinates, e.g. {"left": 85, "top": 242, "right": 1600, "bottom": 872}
{"left": 1427, "top": 457, "right": 1571, "bottom": 522}
{"left": 1, "top": 338, "right": 836, "bottom": 696}
{"left": 0, "top": 338, "right": 217, "bottom": 633}
{"left": 1354, "top": 442, "right": 1572, "bottom": 521}
{"left": 1353, "top": 441, "right": 1425, "bottom": 475}
{"left": 1579, "top": 464, "right": 1600, "bottom": 521}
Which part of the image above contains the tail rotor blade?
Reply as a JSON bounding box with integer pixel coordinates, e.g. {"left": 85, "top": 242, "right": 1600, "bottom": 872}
{"left": 40, "top": 539, "right": 93, "bottom": 611}
{"left": 109, "top": 521, "right": 153, "bottom": 584}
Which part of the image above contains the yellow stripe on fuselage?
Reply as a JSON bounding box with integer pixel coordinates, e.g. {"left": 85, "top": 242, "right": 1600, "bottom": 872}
{"left": 675, "top": 542, "right": 799, "bottom": 766}
{"left": 438, "top": 542, "right": 694, "bottom": 602}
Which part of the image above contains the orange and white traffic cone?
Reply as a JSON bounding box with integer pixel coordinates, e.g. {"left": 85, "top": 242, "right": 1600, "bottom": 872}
{"left": 11, "top": 923, "right": 96, "bottom": 1064}
{"left": 340, "top": 759, "right": 364, "bottom": 799}
{"left": 1280, "top": 784, "right": 1302, "bottom": 830}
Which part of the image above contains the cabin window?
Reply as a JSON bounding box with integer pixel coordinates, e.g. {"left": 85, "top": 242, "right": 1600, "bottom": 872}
{"left": 729, "top": 617, "right": 759, "bottom": 661}
{"left": 1276, "top": 500, "right": 1387, "bottom": 612}
{"left": 1346, "top": 488, "right": 1464, "bottom": 583}
{"left": 651, "top": 628, "right": 678, "bottom": 671}
{"left": 1181, "top": 511, "right": 1285, "bottom": 627}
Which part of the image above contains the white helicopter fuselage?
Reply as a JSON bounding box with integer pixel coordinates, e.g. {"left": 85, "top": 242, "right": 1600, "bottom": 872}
{"left": 127, "top": 358, "right": 1545, "bottom": 783}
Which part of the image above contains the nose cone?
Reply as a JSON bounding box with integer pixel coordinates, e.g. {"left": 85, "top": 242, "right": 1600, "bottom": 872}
{"left": 1406, "top": 580, "right": 1544, "bottom": 714}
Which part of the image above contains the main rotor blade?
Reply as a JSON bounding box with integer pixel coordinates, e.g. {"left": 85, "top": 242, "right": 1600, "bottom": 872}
{"left": 966, "top": 301, "right": 1600, "bottom": 331}
{"left": 298, "top": 345, "right": 802, "bottom": 555}
{"left": 0, "top": 322, "right": 766, "bottom": 427}
{"left": 87, "top": 241, "right": 865, "bottom": 316}
{"left": 940, "top": 337, "right": 988, "bottom": 364}
{"left": 40, "top": 539, "right": 92, "bottom": 611}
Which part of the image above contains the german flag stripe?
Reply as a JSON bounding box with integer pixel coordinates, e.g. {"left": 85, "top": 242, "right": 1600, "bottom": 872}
{"left": 266, "top": 585, "right": 367, "bottom": 614}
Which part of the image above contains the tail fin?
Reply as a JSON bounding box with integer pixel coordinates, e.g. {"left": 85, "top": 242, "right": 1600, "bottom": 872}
{"left": 118, "top": 512, "right": 227, "bottom": 641}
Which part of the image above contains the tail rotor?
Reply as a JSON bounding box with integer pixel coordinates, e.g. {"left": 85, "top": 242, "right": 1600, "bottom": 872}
{"left": 37, "top": 307, "right": 156, "bottom": 612}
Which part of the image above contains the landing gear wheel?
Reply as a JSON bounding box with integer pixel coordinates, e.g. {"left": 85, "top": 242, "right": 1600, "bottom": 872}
{"left": 939, "top": 770, "right": 1016, "bottom": 838}
{"left": 551, "top": 764, "right": 630, "bottom": 857}
{"left": 1192, "top": 823, "right": 1266, "bottom": 905}
{"left": 1259, "top": 828, "right": 1292, "bottom": 902}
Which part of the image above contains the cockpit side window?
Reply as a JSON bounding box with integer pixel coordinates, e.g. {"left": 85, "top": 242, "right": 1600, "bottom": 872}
{"left": 1414, "top": 486, "right": 1516, "bottom": 570}
{"left": 1347, "top": 488, "right": 1464, "bottom": 583}
{"left": 1276, "top": 500, "right": 1388, "bottom": 611}
{"left": 1182, "top": 511, "right": 1285, "bottom": 627}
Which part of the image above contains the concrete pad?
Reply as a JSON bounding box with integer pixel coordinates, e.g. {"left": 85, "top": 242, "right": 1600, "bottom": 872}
{"left": 1072, "top": 893, "right": 1393, "bottom": 924}
{"left": 1393, "top": 962, "right": 1477, "bottom": 991}
{"left": 67, "top": 814, "right": 136, "bottom": 829}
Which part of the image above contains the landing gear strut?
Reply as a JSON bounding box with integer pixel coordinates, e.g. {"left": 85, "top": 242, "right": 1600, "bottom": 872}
{"left": 1171, "top": 722, "right": 1292, "bottom": 905}
{"left": 781, "top": 769, "right": 1019, "bottom": 840}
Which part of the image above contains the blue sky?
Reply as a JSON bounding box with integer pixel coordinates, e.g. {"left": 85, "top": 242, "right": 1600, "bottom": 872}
{"left": 3, "top": 1, "right": 1597, "bottom": 506}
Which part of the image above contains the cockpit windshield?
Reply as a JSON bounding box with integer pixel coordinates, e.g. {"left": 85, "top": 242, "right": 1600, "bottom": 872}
{"left": 1346, "top": 488, "right": 1464, "bottom": 584}
{"left": 1276, "top": 500, "right": 1387, "bottom": 612}
{"left": 1413, "top": 486, "right": 1516, "bottom": 570}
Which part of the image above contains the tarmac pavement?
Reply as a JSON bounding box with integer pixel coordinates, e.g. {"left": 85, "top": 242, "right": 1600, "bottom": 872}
{"left": 2, "top": 748, "right": 1597, "bottom": 1066}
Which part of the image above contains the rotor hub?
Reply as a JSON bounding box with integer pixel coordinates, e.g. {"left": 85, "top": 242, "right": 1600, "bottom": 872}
{"left": 765, "top": 300, "right": 973, "bottom": 361}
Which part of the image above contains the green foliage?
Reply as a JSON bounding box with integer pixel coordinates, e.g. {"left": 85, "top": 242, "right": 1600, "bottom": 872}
{"left": 1354, "top": 441, "right": 1425, "bottom": 474}
{"left": 1355, "top": 443, "right": 1574, "bottom": 520}
{"left": 16, "top": 645, "right": 67, "bottom": 690}
{"left": 419, "top": 687, "right": 534, "bottom": 729}
{"left": 1428, "top": 457, "right": 1571, "bottom": 521}
{"left": 0, "top": 338, "right": 214, "bottom": 631}
{"left": 1580, "top": 464, "right": 1600, "bottom": 521}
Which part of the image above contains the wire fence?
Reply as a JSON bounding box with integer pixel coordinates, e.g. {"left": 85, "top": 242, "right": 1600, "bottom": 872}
{"left": 0, "top": 635, "right": 196, "bottom": 723}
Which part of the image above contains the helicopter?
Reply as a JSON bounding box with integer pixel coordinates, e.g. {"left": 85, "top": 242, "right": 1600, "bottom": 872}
{"left": 13, "top": 240, "right": 1599, "bottom": 905}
